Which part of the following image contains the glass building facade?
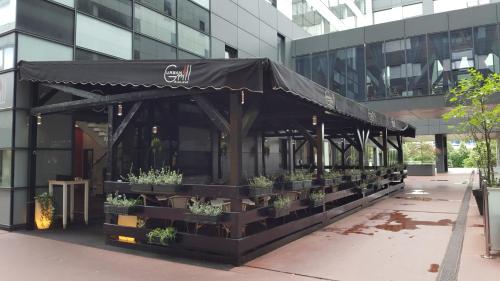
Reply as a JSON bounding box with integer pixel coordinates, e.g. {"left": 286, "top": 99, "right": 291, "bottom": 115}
{"left": 295, "top": 24, "right": 500, "bottom": 101}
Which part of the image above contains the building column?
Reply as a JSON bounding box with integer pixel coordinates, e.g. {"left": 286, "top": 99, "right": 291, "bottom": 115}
{"left": 435, "top": 134, "right": 448, "bottom": 173}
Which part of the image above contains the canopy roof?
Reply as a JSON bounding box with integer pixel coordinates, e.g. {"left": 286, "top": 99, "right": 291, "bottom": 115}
{"left": 19, "top": 58, "right": 415, "bottom": 137}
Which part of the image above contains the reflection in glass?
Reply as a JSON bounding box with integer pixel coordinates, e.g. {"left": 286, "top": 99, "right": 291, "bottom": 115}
{"left": 0, "top": 111, "right": 12, "bottom": 148}
{"left": 0, "top": 0, "right": 16, "bottom": 34}
{"left": 295, "top": 55, "right": 311, "bottom": 79}
{"left": 18, "top": 34, "right": 73, "bottom": 62}
{"left": 177, "top": 24, "right": 209, "bottom": 57}
{"left": 137, "top": 0, "right": 175, "bottom": 17}
{"left": 75, "top": 48, "right": 114, "bottom": 61}
{"left": 0, "top": 150, "right": 12, "bottom": 187}
{"left": 178, "top": 0, "right": 210, "bottom": 34}
{"left": 329, "top": 49, "right": 346, "bottom": 96}
{"left": 77, "top": 0, "right": 132, "bottom": 29}
{"left": 0, "top": 72, "right": 14, "bottom": 109}
{"left": 384, "top": 39, "right": 406, "bottom": 97}
{"left": 450, "top": 28, "right": 473, "bottom": 84}
{"left": 0, "top": 34, "right": 15, "bottom": 71}
{"left": 474, "top": 25, "right": 499, "bottom": 75}
{"left": 346, "top": 46, "right": 365, "bottom": 101}
{"left": 133, "top": 34, "right": 177, "bottom": 59}
{"left": 134, "top": 4, "right": 176, "bottom": 45}
{"left": 428, "top": 32, "right": 451, "bottom": 95}
{"left": 311, "top": 52, "right": 328, "bottom": 87}
{"left": 406, "top": 35, "right": 429, "bottom": 96}
{"left": 366, "top": 42, "right": 386, "bottom": 100}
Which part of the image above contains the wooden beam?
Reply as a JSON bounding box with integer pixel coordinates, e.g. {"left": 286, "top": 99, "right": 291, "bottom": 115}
{"left": 31, "top": 88, "right": 205, "bottom": 115}
{"left": 387, "top": 138, "right": 398, "bottom": 150}
{"left": 42, "top": 83, "right": 102, "bottom": 99}
{"left": 38, "top": 89, "right": 58, "bottom": 105}
{"left": 369, "top": 135, "right": 383, "bottom": 150}
{"left": 229, "top": 94, "right": 242, "bottom": 186}
{"left": 110, "top": 101, "right": 143, "bottom": 146}
{"left": 328, "top": 138, "right": 342, "bottom": 152}
{"left": 241, "top": 100, "right": 260, "bottom": 137}
{"left": 194, "top": 96, "right": 230, "bottom": 134}
{"left": 106, "top": 105, "right": 116, "bottom": 181}
{"left": 316, "top": 122, "right": 325, "bottom": 179}
{"left": 292, "top": 121, "right": 315, "bottom": 145}
{"left": 294, "top": 140, "right": 306, "bottom": 154}
{"left": 382, "top": 129, "right": 388, "bottom": 167}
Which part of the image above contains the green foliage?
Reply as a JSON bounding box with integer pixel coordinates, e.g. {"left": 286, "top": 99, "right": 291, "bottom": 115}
{"left": 343, "top": 169, "right": 361, "bottom": 176}
{"left": 106, "top": 192, "right": 140, "bottom": 207}
{"left": 442, "top": 68, "right": 500, "bottom": 185}
{"left": 323, "top": 170, "right": 342, "bottom": 179}
{"left": 248, "top": 176, "right": 273, "bottom": 189}
{"left": 403, "top": 140, "right": 435, "bottom": 164}
{"left": 285, "top": 170, "right": 313, "bottom": 181}
{"left": 448, "top": 142, "right": 470, "bottom": 168}
{"left": 189, "top": 201, "right": 223, "bottom": 216}
{"left": 125, "top": 167, "right": 182, "bottom": 185}
{"left": 310, "top": 190, "right": 326, "bottom": 202}
{"left": 146, "top": 227, "right": 176, "bottom": 245}
{"left": 273, "top": 196, "right": 292, "bottom": 210}
{"left": 35, "top": 192, "right": 55, "bottom": 222}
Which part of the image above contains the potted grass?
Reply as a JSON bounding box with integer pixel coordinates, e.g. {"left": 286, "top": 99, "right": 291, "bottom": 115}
{"left": 343, "top": 169, "right": 361, "bottom": 182}
{"left": 309, "top": 190, "right": 326, "bottom": 208}
{"left": 247, "top": 176, "right": 274, "bottom": 197}
{"left": 151, "top": 168, "right": 183, "bottom": 193}
{"left": 125, "top": 168, "right": 152, "bottom": 193}
{"left": 104, "top": 192, "right": 142, "bottom": 215}
{"left": 268, "top": 196, "right": 291, "bottom": 218}
{"left": 185, "top": 201, "right": 223, "bottom": 225}
{"left": 146, "top": 227, "right": 177, "bottom": 246}
{"left": 283, "top": 170, "right": 313, "bottom": 190}
{"left": 319, "top": 170, "right": 342, "bottom": 187}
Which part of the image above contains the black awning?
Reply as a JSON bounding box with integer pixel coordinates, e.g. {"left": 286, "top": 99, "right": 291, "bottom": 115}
{"left": 18, "top": 58, "right": 415, "bottom": 137}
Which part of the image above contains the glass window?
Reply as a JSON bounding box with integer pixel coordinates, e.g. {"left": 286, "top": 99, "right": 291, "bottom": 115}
{"left": 177, "top": 23, "right": 209, "bottom": 58}
{"left": 402, "top": 3, "right": 422, "bottom": 19}
{"left": 35, "top": 150, "right": 72, "bottom": 186}
{"left": 190, "top": 0, "right": 209, "bottom": 9}
{"left": 406, "top": 35, "right": 429, "bottom": 96}
{"left": 133, "top": 34, "right": 176, "bottom": 59}
{"left": 346, "top": 46, "right": 365, "bottom": 101}
{"left": 0, "top": 111, "right": 13, "bottom": 148}
{"left": 0, "top": 150, "right": 12, "bottom": 187}
{"left": 76, "top": 13, "right": 132, "bottom": 60}
{"left": 329, "top": 49, "right": 346, "bottom": 96}
{"left": 77, "top": 0, "right": 132, "bottom": 29}
{"left": 134, "top": 4, "right": 176, "bottom": 45}
{"left": 15, "top": 110, "right": 28, "bottom": 148}
{"left": 52, "top": 0, "right": 74, "bottom": 7}
{"left": 373, "top": 8, "right": 401, "bottom": 25}
{"left": 0, "top": 0, "right": 16, "bottom": 34}
{"left": 18, "top": 34, "right": 73, "bottom": 62}
{"left": 178, "top": 50, "right": 201, "bottom": 59}
{"left": 0, "top": 34, "right": 15, "bottom": 71}
{"left": 384, "top": 39, "right": 406, "bottom": 98}
{"left": 137, "top": 0, "right": 175, "bottom": 17}
{"left": 450, "top": 28, "right": 473, "bottom": 86}
{"left": 311, "top": 52, "right": 328, "bottom": 87}
{"left": 366, "top": 42, "right": 386, "bottom": 100}
{"left": 75, "top": 48, "right": 115, "bottom": 61}
{"left": 17, "top": 0, "right": 74, "bottom": 44}
{"left": 277, "top": 34, "right": 285, "bottom": 64}
{"left": 295, "top": 55, "right": 311, "bottom": 79}
{"left": 14, "top": 150, "right": 27, "bottom": 187}
{"left": 474, "top": 25, "right": 500, "bottom": 75}
{"left": 428, "top": 32, "right": 451, "bottom": 95}
{"left": 178, "top": 0, "right": 209, "bottom": 34}
{"left": 36, "top": 114, "right": 72, "bottom": 149}
{"left": 0, "top": 72, "right": 14, "bottom": 110}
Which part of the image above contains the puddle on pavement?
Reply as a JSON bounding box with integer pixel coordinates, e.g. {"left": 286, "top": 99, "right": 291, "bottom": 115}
{"left": 321, "top": 211, "right": 454, "bottom": 236}
{"left": 406, "top": 189, "right": 429, "bottom": 195}
{"left": 428, "top": 264, "right": 439, "bottom": 273}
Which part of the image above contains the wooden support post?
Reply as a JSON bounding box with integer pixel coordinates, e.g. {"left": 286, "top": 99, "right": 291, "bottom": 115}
{"left": 261, "top": 134, "right": 267, "bottom": 176}
{"left": 382, "top": 129, "right": 388, "bottom": 167}
{"left": 229, "top": 93, "right": 243, "bottom": 186}
{"left": 341, "top": 139, "right": 346, "bottom": 167}
{"left": 211, "top": 129, "right": 219, "bottom": 182}
{"left": 106, "top": 105, "right": 116, "bottom": 181}
{"left": 256, "top": 133, "right": 263, "bottom": 176}
{"left": 287, "top": 135, "right": 294, "bottom": 172}
{"left": 26, "top": 84, "right": 39, "bottom": 230}
{"left": 397, "top": 135, "right": 404, "bottom": 164}
{"left": 316, "top": 122, "right": 325, "bottom": 179}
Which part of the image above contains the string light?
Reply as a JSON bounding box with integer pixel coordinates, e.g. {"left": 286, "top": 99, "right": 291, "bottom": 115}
{"left": 36, "top": 114, "right": 42, "bottom": 126}
{"left": 117, "top": 103, "right": 123, "bottom": 116}
{"left": 312, "top": 115, "right": 317, "bottom": 126}
{"left": 152, "top": 126, "right": 158, "bottom": 135}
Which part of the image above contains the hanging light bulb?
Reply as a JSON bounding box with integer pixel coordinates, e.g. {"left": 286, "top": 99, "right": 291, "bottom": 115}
{"left": 152, "top": 126, "right": 158, "bottom": 135}
{"left": 36, "top": 114, "right": 42, "bottom": 126}
{"left": 117, "top": 103, "right": 123, "bottom": 117}
{"left": 312, "top": 115, "right": 317, "bottom": 126}
{"left": 241, "top": 90, "right": 245, "bottom": 105}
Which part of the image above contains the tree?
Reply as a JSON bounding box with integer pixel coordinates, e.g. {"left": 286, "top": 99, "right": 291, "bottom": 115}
{"left": 448, "top": 142, "right": 469, "bottom": 168}
{"left": 442, "top": 68, "right": 500, "bottom": 185}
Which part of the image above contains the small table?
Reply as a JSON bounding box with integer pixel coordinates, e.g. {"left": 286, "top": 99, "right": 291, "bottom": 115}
{"left": 48, "top": 179, "right": 90, "bottom": 229}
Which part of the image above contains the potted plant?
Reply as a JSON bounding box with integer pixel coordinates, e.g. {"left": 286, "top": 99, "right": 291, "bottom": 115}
{"left": 34, "top": 192, "right": 55, "bottom": 230}
{"left": 319, "top": 170, "right": 342, "bottom": 186}
{"left": 125, "top": 168, "right": 152, "bottom": 193}
{"left": 283, "top": 170, "right": 313, "bottom": 190}
{"left": 146, "top": 227, "right": 177, "bottom": 246}
{"left": 150, "top": 168, "right": 183, "bottom": 193}
{"left": 357, "top": 182, "right": 369, "bottom": 196}
{"left": 309, "top": 190, "right": 326, "bottom": 208}
{"left": 185, "top": 201, "right": 223, "bottom": 224}
{"left": 104, "top": 192, "right": 142, "bottom": 215}
{"left": 343, "top": 169, "right": 361, "bottom": 182}
{"left": 247, "top": 176, "right": 274, "bottom": 197}
{"left": 362, "top": 169, "right": 379, "bottom": 183}
{"left": 268, "top": 196, "right": 291, "bottom": 218}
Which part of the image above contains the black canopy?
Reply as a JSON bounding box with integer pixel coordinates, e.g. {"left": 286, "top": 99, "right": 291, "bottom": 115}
{"left": 18, "top": 58, "right": 415, "bottom": 137}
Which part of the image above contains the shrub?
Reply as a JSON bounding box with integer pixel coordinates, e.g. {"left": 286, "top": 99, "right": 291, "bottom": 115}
{"left": 146, "top": 227, "right": 176, "bottom": 245}
{"left": 106, "top": 192, "right": 140, "bottom": 207}
{"left": 248, "top": 176, "right": 273, "bottom": 188}
{"left": 189, "top": 201, "right": 223, "bottom": 216}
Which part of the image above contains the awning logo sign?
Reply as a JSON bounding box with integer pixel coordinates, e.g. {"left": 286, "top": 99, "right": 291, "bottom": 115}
{"left": 164, "top": 64, "right": 192, "bottom": 84}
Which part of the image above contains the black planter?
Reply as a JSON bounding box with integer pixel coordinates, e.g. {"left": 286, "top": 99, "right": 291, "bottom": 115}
{"left": 268, "top": 208, "right": 290, "bottom": 218}
{"left": 302, "top": 180, "right": 313, "bottom": 189}
{"left": 317, "top": 178, "right": 333, "bottom": 187}
{"left": 285, "top": 181, "right": 304, "bottom": 190}
{"left": 472, "top": 189, "right": 484, "bottom": 216}
{"left": 130, "top": 183, "right": 152, "bottom": 193}
{"left": 247, "top": 186, "right": 273, "bottom": 197}
{"left": 147, "top": 236, "right": 174, "bottom": 246}
{"left": 104, "top": 204, "right": 141, "bottom": 215}
{"left": 343, "top": 175, "right": 361, "bottom": 182}
{"left": 309, "top": 200, "right": 324, "bottom": 208}
{"left": 184, "top": 213, "right": 222, "bottom": 225}
{"left": 152, "top": 184, "right": 182, "bottom": 194}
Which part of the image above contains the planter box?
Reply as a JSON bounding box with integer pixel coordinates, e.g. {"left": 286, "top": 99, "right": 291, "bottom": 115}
{"left": 268, "top": 208, "right": 290, "bottom": 218}
{"left": 184, "top": 213, "right": 223, "bottom": 225}
{"left": 247, "top": 186, "right": 273, "bottom": 197}
{"left": 104, "top": 204, "right": 141, "bottom": 215}
{"left": 309, "top": 200, "right": 324, "bottom": 208}
{"left": 472, "top": 189, "right": 483, "bottom": 216}
{"left": 284, "top": 181, "right": 304, "bottom": 190}
{"left": 130, "top": 183, "right": 152, "bottom": 193}
{"left": 147, "top": 236, "right": 174, "bottom": 247}
{"left": 302, "top": 180, "right": 313, "bottom": 189}
{"left": 152, "top": 184, "right": 182, "bottom": 194}
{"left": 317, "top": 178, "right": 338, "bottom": 187}
{"left": 342, "top": 175, "right": 361, "bottom": 182}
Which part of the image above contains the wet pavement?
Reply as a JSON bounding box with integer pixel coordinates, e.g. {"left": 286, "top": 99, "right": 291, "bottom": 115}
{"left": 1, "top": 170, "right": 499, "bottom": 281}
